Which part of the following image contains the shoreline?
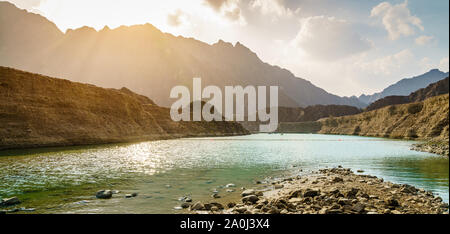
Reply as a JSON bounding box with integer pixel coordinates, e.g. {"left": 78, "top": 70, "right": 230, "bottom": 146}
{"left": 190, "top": 167, "right": 449, "bottom": 214}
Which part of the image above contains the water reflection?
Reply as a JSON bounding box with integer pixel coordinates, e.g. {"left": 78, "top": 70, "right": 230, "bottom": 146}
{"left": 0, "top": 134, "right": 448, "bottom": 213}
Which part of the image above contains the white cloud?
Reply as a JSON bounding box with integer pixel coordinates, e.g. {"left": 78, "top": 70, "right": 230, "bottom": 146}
{"left": 371, "top": 1, "right": 424, "bottom": 40}
{"left": 439, "top": 57, "right": 449, "bottom": 72}
{"left": 167, "top": 10, "right": 188, "bottom": 27}
{"left": 415, "top": 35, "right": 434, "bottom": 45}
{"left": 358, "top": 49, "right": 414, "bottom": 75}
{"left": 249, "top": 0, "right": 299, "bottom": 21}
{"left": 292, "top": 16, "right": 372, "bottom": 61}
{"left": 203, "top": 0, "right": 246, "bottom": 25}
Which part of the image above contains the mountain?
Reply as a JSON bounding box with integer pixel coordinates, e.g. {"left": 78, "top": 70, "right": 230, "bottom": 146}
{"left": 0, "top": 1, "right": 365, "bottom": 109}
{"left": 359, "top": 69, "right": 449, "bottom": 105}
{"left": 319, "top": 94, "right": 449, "bottom": 142}
{"left": 365, "top": 77, "right": 449, "bottom": 111}
{"left": 278, "top": 105, "right": 362, "bottom": 122}
{"left": 240, "top": 105, "right": 361, "bottom": 132}
{"left": 0, "top": 66, "right": 248, "bottom": 150}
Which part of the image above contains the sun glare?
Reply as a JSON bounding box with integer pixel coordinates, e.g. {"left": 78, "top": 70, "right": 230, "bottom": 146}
{"left": 35, "top": 0, "right": 220, "bottom": 34}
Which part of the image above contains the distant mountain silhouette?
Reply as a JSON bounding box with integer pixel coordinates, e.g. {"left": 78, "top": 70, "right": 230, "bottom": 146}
{"left": 365, "top": 77, "right": 449, "bottom": 111}
{"left": 0, "top": 1, "right": 365, "bottom": 108}
{"left": 359, "top": 69, "right": 449, "bottom": 105}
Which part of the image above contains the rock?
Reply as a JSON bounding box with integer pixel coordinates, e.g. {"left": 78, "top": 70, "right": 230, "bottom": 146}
{"left": 226, "top": 189, "right": 235, "bottom": 193}
{"left": 112, "top": 190, "right": 120, "bottom": 194}
{"left": 225, "top": 183, "right": 236, "bottom": 188}
{"left": 400, "top": 184, "right": 417, "bottom": 194}
{"left": 357, "top": 170, "right": 364, "bottom": 173}
{"left": 391, "top": 210, "right": 402, "bottom": 214}
{"left": 181, "top": 203, "right": 190, "bottom": 209}
{"left": 326, "top": 209, "right": 344, "bottom": 214}
{"left": 268, "top": 207, "right": 280, "bottom": 214}
{"left": 173, "top": 206, "right": 183, "bottom": 210}
{"left": 274, "top": 184, "right": 284, "bottom": 189}
{"left": 211, "top": 193, "right": 221, "bottom": 199}
{"left": 95, "top": 190, "right": 112, "bottom": 199}
{"left": 303, "top": 189, "right": 320, "bottom": 198}
{"left": 352, "top": 203, "right": 366, "bottom": 214}
{"left": 0, "top": 197, "right": 21, "bottom": 206}
{"left": 190, "top": 202, "right": 204, "bottom": 211}
{"left": 209, "top": 202, "right": 224, "bottom": 210}
{"left": 338, "top": 198, "right": 351, "bottom": 206}
{"left": 332, "top": 177, "right": 344, "bottom": 183}
{"left": 289, "top": 198, "right": 302, "bottom": 203}
{"left": 367, "top": 212, "right": 379, "bottom": 214}
{"left": 242, "top": 195, "right": 259, "bottom": 204}
{"left": 125, "top": 193, "right": 138, "bottom": 198}
{"left": 255, "top": 191, "right": 264, "bottom": 197}
{"left": 0, "top": 210, "right": 6, "bottom": 214}
{"left": 385, "top": 198, "right": 400, "bottom": 207}
{"left": 235, "top": 207, "right": 248, "bottom": 213}
{"left": 211, "top": 206, "right": 219, "bottom": 212}
{"left": 288, "top": 190, "right": 302, "bottom": 198}
{"left": 241, "top": 189, "right": 255, "bottom": 197}
{"left": 346, "top": 188, "right": 359, "bottom": 198}
{"left": 227, "top": 202, "right": 236, "bottom": 208}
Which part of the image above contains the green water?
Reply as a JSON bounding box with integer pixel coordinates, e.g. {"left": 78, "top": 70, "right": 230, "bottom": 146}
{"left": 0, "top": 134, "right": 448, "bottom": 213}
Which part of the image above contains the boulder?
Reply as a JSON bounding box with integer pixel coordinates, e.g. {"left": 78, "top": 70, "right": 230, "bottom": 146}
{"left": 227, "top": 202, "right": 236, "bottom": 208}
{"left": 385, "top": 198, "right": 400, "bottom": 207}
{"left": 332, "top": 177, "right": 344, "bottom": 183}
{"left": 190, "top": 202, "right": 205, "bottom": 211}
{"left": 241, "top": 189, "right": 255, "bottom": 197}
{"left": 303, "top": 189, "right": 320, "bottom": 198}
{"left": 0, "top": 197, "right": 21, "bottom": 206}
{"left": 352, "top": 203, "right": 366, "bottom": 214}
{"left": 96, "top": 190, "right": 113, "bottom": 199}
{"left": 242, "top": 195, "right": 259, "bottom": 204}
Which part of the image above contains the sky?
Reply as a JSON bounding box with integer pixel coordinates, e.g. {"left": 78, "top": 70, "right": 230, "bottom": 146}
{"left": 6, "top": 0, "right": 450, "bottom": 97}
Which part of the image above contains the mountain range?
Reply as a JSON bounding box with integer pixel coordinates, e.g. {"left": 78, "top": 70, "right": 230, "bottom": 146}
{"left": 358, "top": 69, "right": 449, "bottom": 105}
{"left": 0, "top": 1, "right": 448, "bottom": 110}
{"left": 365, "top": 77, "right": 449, "bottom": 111}
{"left": 0, "top": 1, "right": 365, "bottom": 108}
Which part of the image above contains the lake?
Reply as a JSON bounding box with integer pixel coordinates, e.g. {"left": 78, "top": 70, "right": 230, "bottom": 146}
{"left": 0, "top": 134, "right": 448, "bottom": 213}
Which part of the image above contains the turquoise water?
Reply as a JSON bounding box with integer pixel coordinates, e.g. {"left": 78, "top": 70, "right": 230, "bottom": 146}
{"left": 0, "top": 134, "right": 448, "bottom": 213}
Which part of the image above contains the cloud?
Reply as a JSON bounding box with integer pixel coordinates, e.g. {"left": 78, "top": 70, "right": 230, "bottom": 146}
{"left": 358, "top": 49, "right": 414, "bottom": 75}
{"left": 439, "top": 57, "right": 449, "bottom": 72}
{"left": 203, "top": 0, "right": 246, "bottom": 24}
{"left": 371, "top": 1, "right": 424, "bottom": 40}
{"left": 204, "top": 0, "right": 228, "bottom": 11}
{"left": 415, "top": 35, "right": 434, "bottom": 46}
{"left": 292, "top": 16, "right": 372, "bottom": 61}
{"left": 7, "top": 0, "right": 45, "bottom": 8}
{"left": 249, "top": 0, "right": 300, "bottom": 21}
{"left": 167, "top": 10, "right": 186, "bottom": 27}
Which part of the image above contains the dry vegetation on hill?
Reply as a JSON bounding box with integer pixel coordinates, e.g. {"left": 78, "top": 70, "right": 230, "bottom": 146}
{"left": 0, "top": 67, "right": 248, "bottom": 150}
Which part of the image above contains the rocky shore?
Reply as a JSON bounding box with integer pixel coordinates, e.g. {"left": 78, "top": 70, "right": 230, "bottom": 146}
{"left": 411, "top": 141, "right": 449, "bottom": 157}
{"left": 189, "top": 167, "right": 449, "bottom": 214}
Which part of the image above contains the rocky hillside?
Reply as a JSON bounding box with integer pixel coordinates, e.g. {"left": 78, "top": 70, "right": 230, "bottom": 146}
{"left": 0, "top": 67, "right": 248, "bottom": 150}
{"left": 359, "top": 69, "right": 449, "bottom": 105}
{"left": 278, "top": 105, "right": 362, "bottom": 122}
{"left": 319, "top": 94, "right": 449, "bottom": 141}
{"left": 365, "top": 77, "right": 449, "bottom": 111}
{"left": 0, "top": 2, "right": 364, "bottom": 108}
